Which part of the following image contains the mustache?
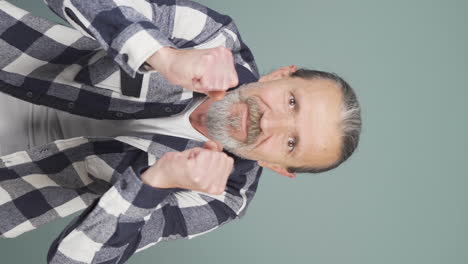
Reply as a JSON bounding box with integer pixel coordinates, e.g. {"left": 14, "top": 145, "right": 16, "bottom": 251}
{"left": 243, "top": 96, "right": 262, "bottom": 145}
{"left": 205, "top": 89, "right": 263, "bottom": 155}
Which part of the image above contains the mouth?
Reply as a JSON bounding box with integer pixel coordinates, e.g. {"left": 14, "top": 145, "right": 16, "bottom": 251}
{"left": 244, "top": 95, "right": 265, "bottom": 146}
{"left": 223, "top": 93, "right": 265, "bottom": 148}
{"left": 241, "top": 102, "right": 249, "bottom": 141}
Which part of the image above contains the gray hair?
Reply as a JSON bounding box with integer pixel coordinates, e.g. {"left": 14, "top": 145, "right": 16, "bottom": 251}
{"left": 287, "top": 69, "right": 362, "bottom": 174}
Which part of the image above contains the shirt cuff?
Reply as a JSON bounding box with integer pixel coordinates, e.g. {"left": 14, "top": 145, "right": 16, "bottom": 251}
{"left": 98, "top": 166, "right": 176, "bottom": 219}
{"left": 111, "top": 21, "right": 175, "bottom": 78}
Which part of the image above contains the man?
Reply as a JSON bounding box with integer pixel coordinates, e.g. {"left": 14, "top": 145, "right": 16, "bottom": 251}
{"left": 0, "top": 0, "right": 361, "bottom": 263}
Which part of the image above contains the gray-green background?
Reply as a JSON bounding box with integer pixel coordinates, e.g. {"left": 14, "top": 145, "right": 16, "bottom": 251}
{"left": 1, "top": 0, "right": 467, "bottom": 263}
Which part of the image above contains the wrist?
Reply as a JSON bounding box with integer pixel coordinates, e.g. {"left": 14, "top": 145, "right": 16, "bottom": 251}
{"left": 146, "top": 46, "right": 177, "bottom": 73}
{"left": 140, "top": 166, "right": 175, "bottom": 189}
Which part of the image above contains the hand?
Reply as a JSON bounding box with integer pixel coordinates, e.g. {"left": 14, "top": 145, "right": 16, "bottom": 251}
{"left": 146, "top": 47, "right": 239, "bottom": 100}
{"left": 141, "top": 141, "right": 234, "bottom": 195}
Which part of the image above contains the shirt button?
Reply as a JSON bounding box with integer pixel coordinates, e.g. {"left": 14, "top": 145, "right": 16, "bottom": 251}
{"left": 26, "top": 91, "right": 33, "bottom": 98}
{"left": 164, "top": 107, "right": 173, "bottom": 113}
{"left": 120, "top": 179, "right": 127, "bottom": 190}
{"left": 116, "top": 112, "right": 123, "bottom": 118}
{"left": 122, "top": 53, "right": 129, "bottom": 63}
{"left": 67, "top": 102, "right": 74, "bottom": 109}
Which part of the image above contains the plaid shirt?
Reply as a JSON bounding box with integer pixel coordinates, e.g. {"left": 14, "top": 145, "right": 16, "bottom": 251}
{"left": 0, "top": 0, "right": 258, "bottom": 119}
{"left": 0, "top": 1, "right": 262, "bottom": 263}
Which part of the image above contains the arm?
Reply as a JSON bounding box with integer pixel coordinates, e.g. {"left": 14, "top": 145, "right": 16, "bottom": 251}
{"left": 44, "top": 0, "right": 175, "bottom": 77}
{"left": 0, "top": 137, "right": 140, "bottom": 238}
{"left": 47, "top": 143, "right": 240, "bottom": 264}
{"left": 47, "top": 160, "right": 177, "bottom": 263}
{"left": 43, "top": 0, "right": 250, "bottom": 76}
{"left": 43, "top": 0, "right": 257, "bottom": 98}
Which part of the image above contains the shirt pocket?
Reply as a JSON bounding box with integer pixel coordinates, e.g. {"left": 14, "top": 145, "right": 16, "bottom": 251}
{"left": 74, "top": 50, "right": 143, "bottom": 97}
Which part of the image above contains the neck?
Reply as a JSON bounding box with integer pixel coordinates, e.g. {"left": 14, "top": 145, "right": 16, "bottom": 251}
{"left": 189, "top": 97, "right": 216, "bottom": 140}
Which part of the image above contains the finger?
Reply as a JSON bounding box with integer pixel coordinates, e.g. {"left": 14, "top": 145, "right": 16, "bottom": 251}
{"left": 230, "top": 72, "right": 239, "bottom": 88}
{"left": 223, "top": 156, "right": 234, "bottom": 180}
{"left": 216, "top": 73, "right": 226, "bottom": 92}
{"left": 209, "top": 153, "right": 226, "bottom": 193}
{"left": 225, "top": 51, "right": 238, "bottom": 87}
{"left": 192, "top": 78, "right": 203, "bottom": 93}
{"left": 193, "top": 76, "right": 214, "bottom": 95}
{"left": 208, "top": 91, "right": 226, "bottom": 100}
{"left": 184, "top": 147, "right": 204, "bottom": 160}
{"left": 221, "top": 70, "right": 233, "bottom": 91}
{"left": 203, "top": 141, "right": 223, "bottom": 152}
{"left": 193, "top": 148, "right": 212, "bottom": 166}
{"left": 217, "top": 155, "right": 233, "bottom": 193}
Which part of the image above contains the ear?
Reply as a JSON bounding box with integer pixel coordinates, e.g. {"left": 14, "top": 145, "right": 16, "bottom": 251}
{"left": 258, "top": 161, "right": 296, "bottom": 178}
{"left": 259, "top": 65, "right": 297, "bottom": 82}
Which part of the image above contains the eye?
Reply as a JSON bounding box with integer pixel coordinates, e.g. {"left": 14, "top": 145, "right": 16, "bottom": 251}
{"left": 288, "top": 94, "right": 296, "bottom": 108}
{"left": 287, "top": 137, "right": 296, "bottom": 152}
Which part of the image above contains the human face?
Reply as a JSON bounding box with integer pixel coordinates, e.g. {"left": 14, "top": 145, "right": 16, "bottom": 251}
{"left": 201, "top": 77, "right": 343, "bottom": 176}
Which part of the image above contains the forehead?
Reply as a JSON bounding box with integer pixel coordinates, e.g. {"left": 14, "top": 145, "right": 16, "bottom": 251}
{"left": 288, "top": 78, "right": 343, "bottom": 169}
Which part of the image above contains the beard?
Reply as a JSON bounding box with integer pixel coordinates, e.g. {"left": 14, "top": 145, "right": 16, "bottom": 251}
{"left": 205, "top": 88, "right": 262, "bottom": 158}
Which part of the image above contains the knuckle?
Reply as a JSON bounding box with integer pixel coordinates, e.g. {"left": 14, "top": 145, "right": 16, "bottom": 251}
{"left": 186, "top": 158, "right": 196, "bottom": 168}
{"left": 231, "top": 76, "right": 239, "bottom": 86}
{"left": 208, "top": 187, "right": 223, "bottom": 195}
{"left": 192, "top": 174, "right": 202, "bottom": 184}
{"left": 198, "top": 149, "right": 210, "bottom": 158}
{"left": 206, "top": 85, "right": 216, "bottom": 91}
{"left": 216, "top": 46, "right": 230, "bottom": 57}
{"left": 202, "top": 53, "right": 215, "bottom": 64}
{"left": 201, "top": 184, "right": 211, "bottom": 193}
{"left": 161, "top": 151, "right": 172, "bottom": 157}
{"left": 161, "top": 151, "right": 175, "bottom": 160}
{"left": 215, "top": 187, "right": 225, "bottom": 195}
{"left": 199, "top": 77, "right": 209, "bottom": 86}
{"left": 190, "top": 147, "right": 202, "bottom": 152}
{"left": 227, "top": 156, "right": 234, "bottom": 164}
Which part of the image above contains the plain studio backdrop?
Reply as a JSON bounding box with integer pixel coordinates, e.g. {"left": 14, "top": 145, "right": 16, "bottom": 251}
{"left": 1, "top": 0, "right": 467, "bottom": 263}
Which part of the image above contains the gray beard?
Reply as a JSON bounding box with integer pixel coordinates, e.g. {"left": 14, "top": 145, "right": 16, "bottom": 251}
{"left": 205, "top": 89, "right": 262, "bottom": 158}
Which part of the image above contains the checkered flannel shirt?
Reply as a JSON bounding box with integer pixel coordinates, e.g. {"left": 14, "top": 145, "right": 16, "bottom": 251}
{"left": 0, "top": 134, "right": 262, "bottom": 263}
{"left": 0, "top": 1, "right": 262, "bottom": 263}
{"left": 0, "top": 0, "right": 259, "bottom": 119}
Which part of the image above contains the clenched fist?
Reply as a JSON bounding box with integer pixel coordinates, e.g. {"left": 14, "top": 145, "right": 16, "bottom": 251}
{"left": 146, "top": 46, "right": 239, "bottom": 100}
{"left": 141, "top": 141, "right": 234, "bottom": 195}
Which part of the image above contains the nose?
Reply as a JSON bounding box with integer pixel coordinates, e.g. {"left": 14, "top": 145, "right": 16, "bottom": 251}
{"left": 260, "top": 109, "right": 294, "bottom": 135}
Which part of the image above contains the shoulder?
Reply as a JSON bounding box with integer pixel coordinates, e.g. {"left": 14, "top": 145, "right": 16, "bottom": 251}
{"left": 224, "top": 157, "right": 262, "bottom": 216}
{"left": 173, "top": 0, "right": 234, "bottom": 24}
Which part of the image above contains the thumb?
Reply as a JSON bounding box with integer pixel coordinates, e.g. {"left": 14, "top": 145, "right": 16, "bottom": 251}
{"left": 203, "top": 140, "right": 223, "bottom": 152}
{"left": 185, "top": 147, "right": 204, "bottom": 159}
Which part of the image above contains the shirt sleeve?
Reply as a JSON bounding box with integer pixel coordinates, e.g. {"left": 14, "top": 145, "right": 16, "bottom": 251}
{"left": 0, "top": 137, "right": 156, "bottom": 238}
{"left": 0, "top": 135, "right": 257, "bottom": 263}
{"left": 0, "top": 138, "right": 95, "bottom": 238}
{"left": 43, "top": 0, "right": 246, "bottom": 78}
{"left": 46, "top": 152, "right": 240, "bottom": 264}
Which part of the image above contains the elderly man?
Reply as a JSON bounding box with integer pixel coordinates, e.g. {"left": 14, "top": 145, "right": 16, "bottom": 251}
{"left": 0, "top": 0, "right": 361, "bottom": 263}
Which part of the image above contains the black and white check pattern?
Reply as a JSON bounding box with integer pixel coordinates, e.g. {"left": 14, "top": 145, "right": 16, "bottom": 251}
{"left": 0, "top": 134, "right": 262, "bottom": 263}
{"left": 0, "top": 1, "right": 263, "bottom": 263}
{"left": 0, "top": 0, "right": 259, "bottom": 119}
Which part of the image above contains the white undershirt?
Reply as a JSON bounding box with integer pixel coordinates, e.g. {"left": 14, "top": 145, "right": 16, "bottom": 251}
{"left": 54, "top": 97, "right": 209, "bottom": 142}
{"left": 0, "top": 91, "right": 208, "bottom": 156}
